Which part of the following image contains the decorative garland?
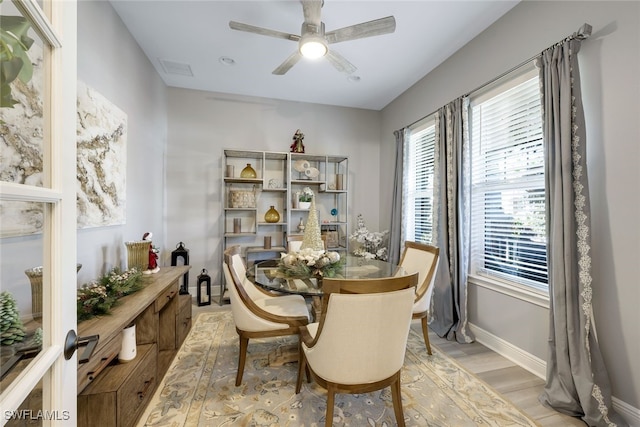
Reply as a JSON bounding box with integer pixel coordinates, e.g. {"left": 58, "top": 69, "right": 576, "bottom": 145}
{"left": 77, "top": 267, "right": 143, "bottom": 321}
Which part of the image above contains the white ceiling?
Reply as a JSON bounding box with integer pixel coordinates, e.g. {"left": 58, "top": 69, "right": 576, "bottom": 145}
{"left": 109, "top": 0, "right": 519, "bottom": 111}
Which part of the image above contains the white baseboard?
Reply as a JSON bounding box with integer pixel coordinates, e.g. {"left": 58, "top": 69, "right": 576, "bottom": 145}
{"left": 468, "top": 323, "right": 546, "bottom": 379}
{"left": 612, "top": 398, "right": 640, "bottom": 427}
{"left": 468, "top": 323, "right": 640, "bottom": 426}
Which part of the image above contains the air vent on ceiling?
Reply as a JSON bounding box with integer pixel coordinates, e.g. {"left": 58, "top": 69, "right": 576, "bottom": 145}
{"left": 158, "top": 59, "right": 193, "bottom": 76}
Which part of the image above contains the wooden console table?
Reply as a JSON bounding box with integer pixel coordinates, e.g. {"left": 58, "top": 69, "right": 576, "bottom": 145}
{"left": 77, "top": 266, "right": 192, "bottom": 427}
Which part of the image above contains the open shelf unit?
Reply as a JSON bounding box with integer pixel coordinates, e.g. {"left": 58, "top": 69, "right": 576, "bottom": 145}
{"left": 220, "top": 149, "right": 348, "bottom": 305}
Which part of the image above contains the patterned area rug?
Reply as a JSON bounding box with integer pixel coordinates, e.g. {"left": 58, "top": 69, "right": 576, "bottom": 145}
{"left": 138, "top": 311, "right": 540, "bottom": 426}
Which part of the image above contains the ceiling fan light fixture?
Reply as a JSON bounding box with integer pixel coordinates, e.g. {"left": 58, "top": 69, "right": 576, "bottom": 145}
{"left": 299, "top": 36, "right": 327, "bottom": 59}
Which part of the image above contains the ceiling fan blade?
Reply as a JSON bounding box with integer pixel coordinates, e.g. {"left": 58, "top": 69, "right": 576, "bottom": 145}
{"left": 229, "top": 21, "right": 300, "bottom": 42}
{"left": 325, "top": 50, "right": 357, "bottom": 74}
{"left": 272, "top": 51, "right": 303, "bottom": 75}
{"left": 301, "top": 0, "right": 322, "bottom": 27}
{"left": 325, "top": 16, "right": 396, "bottom": 44}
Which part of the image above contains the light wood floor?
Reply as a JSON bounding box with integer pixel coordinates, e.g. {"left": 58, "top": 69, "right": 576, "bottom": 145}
{"left": 191, "top": 299, "right": 586, "bottom": 426}
{"left": 427, "top": 331, "right": 587, "bottom": 426}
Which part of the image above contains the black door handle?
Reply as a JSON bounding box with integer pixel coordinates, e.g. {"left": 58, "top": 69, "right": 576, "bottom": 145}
{"left": 64, "top": 330, "right": 99, "bottom": 363}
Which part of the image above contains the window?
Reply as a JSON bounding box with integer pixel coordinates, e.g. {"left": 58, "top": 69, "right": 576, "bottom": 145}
{"left": 469, "top": 69, "right": 548, "bottom": 292}
{"left": 403, "top": 117, "right": 436, "bottom": 244}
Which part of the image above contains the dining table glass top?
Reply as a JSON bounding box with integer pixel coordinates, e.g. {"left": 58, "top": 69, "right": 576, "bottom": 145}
{"left": 247, "top": 255, "right": 406, "bottom": 297}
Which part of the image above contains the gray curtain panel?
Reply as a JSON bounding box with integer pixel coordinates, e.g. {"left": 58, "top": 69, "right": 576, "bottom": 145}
{"left": 537, "top": 39, "right": 627, "bottom": 427}
{"left": 388, "top": 129, "right": 407, "bottom": 265}
{"left": 429, "top": 98, "right": 474, "bottom": 344}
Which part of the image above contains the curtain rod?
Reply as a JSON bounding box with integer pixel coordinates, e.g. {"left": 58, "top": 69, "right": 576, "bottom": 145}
{"left": 405, "top": 23, "right": 592, "bottom": 130}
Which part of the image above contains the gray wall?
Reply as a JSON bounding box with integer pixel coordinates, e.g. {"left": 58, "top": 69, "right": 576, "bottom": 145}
{"left": 75, "top": 1, "right": 168, "bottom": 283}
{"left": 164, "top": 89, "right": 382, "bottom": 286}
{"left": 380, "top": 0, "right": 639, "bottom": 411}
{"left": 0, "top": 1, "right": 168, "bottom": 314}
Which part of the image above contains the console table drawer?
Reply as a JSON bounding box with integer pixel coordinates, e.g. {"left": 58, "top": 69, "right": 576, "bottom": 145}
{"left": 78, "top": 343, "right": 157, "bottom": 427}
{"left": 119, "top": 345, "right": 157, "bottom": 427}
{"left": 176, "top": 294, "right": 192, "bottom": 347}
{"left": 155, "top": 281, "right": 178, "bottom": 312}
{"left": 78, "top": 334, "right": 121, "bottom": 392}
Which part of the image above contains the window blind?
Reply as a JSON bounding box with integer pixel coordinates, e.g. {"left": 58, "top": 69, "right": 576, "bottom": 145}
{"left": 470, "top": 76, "right": 548, "bottom": 289}
{"left": 405, "top": 123, "right": 436, "bottom": 244}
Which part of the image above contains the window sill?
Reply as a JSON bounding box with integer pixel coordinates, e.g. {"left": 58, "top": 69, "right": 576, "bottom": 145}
{"left": 468, "top": 274, "right": 549, "bottom": 309}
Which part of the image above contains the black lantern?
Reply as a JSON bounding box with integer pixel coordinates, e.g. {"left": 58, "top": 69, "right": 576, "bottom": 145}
{"left": 197, "top": 268, "right": 211, "bottom": 306}
{"left": 171, "top": 242, "right": 190, "bottom": 295}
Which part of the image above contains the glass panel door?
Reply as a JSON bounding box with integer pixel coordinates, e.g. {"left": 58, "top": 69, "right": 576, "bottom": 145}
{"left": 1, "top": 0, "right": 77, "bottom": 424}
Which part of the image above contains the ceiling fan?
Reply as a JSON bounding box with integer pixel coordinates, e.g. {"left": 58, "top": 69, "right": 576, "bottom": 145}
{"left": 229, "top": 0, "right": 396, "bottom": 75}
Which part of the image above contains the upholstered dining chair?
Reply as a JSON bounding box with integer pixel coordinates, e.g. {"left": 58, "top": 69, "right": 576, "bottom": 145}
{"left": 286, "top": 234, "right": 326, "bottom": 252}
{"left": 223, "top": 245, "right": 311, "bottom": 386}
{"left": 398, "top": 241, "right": 440, "bottom": 355}
{"left": 295, "top": 273, "right": 419, "bottom": 427}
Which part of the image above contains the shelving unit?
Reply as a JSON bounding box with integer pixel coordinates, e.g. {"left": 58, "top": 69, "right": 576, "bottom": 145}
{"left": 220, "top": 149, "right": 348, "bottom": 305}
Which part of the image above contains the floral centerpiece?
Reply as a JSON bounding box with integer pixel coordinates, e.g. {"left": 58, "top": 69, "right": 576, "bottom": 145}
{"left": 350, "top": 214, "right": 389, "bottom": 261}
{"left": 278, "top": 248, "right": 344, "bottom": 278}
{"left": 77, "top": 267, "right": 144, "bottom": 321}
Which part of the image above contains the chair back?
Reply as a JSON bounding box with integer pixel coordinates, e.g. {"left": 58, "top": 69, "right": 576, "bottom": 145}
{"left": 304, "top": 279, "right": 416, "bottom": 384}
{"left": 223, "top": 246, "right": 293, "bottom": 332}
{"left": 322, "top": 272, "right": 418, "bottom": 295}
{"left": 224, "top": 245, "right": 272, "bottom": 301}
{"left": 398, "top": 242, "right": 439, "bottom": 309}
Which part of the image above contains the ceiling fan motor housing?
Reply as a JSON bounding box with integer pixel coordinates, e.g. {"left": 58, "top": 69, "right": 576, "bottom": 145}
{"left": 299, "top": 22, "right": 327, "bottom": 58}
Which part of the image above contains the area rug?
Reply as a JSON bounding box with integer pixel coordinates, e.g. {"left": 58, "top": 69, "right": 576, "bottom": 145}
{"left": 137, "top": 311, "right": 540, "bottom": 426}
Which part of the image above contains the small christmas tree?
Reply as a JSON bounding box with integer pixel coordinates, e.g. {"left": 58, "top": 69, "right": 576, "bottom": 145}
{"left": 0, "top": 291, "right": 26, "bottom": 346}
{"left": 300, "top": 192, "right": 325, "bottom": 251}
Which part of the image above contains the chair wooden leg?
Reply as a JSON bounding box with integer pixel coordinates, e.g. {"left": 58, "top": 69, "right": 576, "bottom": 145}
{"left": 421, "top": 317, "right": 432, "bottom": 355}
{"left": 236, "top": 335, "right": 249, "bottom": 386}
{"left": 296, "top": 350, "right": 306, "bottom": 393}
{"left": 391, "top": 372, "right": 406, "bottom": 427}
{"left": 325, "top": 386, "right": 336, "bottom": 427}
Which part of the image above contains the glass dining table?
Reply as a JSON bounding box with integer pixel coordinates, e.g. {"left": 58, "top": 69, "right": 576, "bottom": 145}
{"left": 246, "top": 255, "right": 406, "bottom": 298}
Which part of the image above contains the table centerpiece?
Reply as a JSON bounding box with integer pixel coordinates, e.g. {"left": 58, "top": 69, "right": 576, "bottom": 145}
{"left": 277, "top": 248, "right": 344, "bottom": 278}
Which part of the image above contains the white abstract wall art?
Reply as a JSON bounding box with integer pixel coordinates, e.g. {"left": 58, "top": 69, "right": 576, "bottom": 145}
{"left": 76, "top": 81, "right": 127, "bottom": 229}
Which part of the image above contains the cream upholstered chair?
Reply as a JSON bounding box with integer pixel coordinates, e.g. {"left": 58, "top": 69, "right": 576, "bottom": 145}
{"left": 223, "top": 245, "right": 311, "bottom": 386}
{"left": 286, "top": 234, "right": 327, "bottom": 252}
{"left": 295, "top": 273, "right": 418, "bottom": 427}
{"left": 398, "top": 241, "right": 440, "bottom": 355}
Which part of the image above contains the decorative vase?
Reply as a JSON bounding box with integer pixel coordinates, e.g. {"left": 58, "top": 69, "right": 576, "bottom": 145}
{"left": 25, "top": 264, "right": 82, "bottom": 322}
{"left": 240, "top": 163, "right": 257, "bottom": 178}
{"left": 264, "top": 206, "right": 280, "bottom": 223}
{"left": 125, "top": 241, "right": 150, "bottom": 272}
{"left": 118, "top": 323, "right": 137, "bottom": 363}
{"left": 299, "top": 201, "right": 311, "bottom": 209}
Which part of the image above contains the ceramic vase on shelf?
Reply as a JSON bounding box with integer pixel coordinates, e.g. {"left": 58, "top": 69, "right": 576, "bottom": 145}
{"left": 240, "top": 163, "right": 257, "bottom": 178}
{"left": 264, "top": 206, "right": 280, "bottom": 223}
{"left": 299, "top": 201, "right": 311, "bottom": 209}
